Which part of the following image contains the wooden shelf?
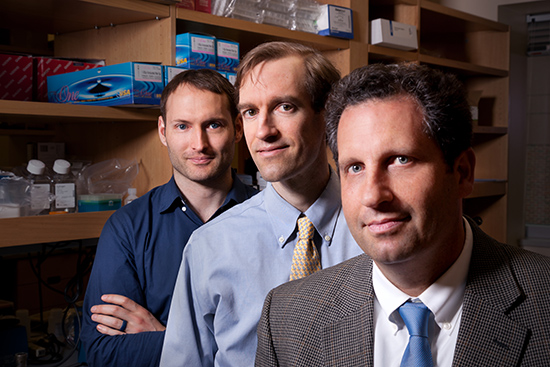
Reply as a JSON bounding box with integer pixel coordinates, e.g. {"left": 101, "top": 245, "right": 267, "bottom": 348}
{"left": 0, "top": 100, "right": 160, "bottom": 124}
{"left": 0, "top": 128, "right": 55, "bottom": 136}
{"left": 0, "top": 210, "right": 114, "bottom": 248}
{"left": 420, "top": 1, "right": 508, "bottom": 33}
{"left": 418, "top": 54, "right": 508, "bottom": 77}
{"left": 0, "top": 0, "right": 169, "bottom": 35}
{"left": 467, "top": 180, "right": 507, "bottom": 199}
{"left": 176, "top": 8, "right": 349, "bottom": 52}
{"left": 473, "top": 126, "right": 508, "bottom": 135}
{"left": 368, "top": 44, "right": 419, "bottom": 62}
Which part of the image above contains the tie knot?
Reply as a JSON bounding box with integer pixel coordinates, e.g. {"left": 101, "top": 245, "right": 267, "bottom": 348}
{"left": 399, "top": 301, "right": 431, "bottom": 338}
{"left": 297, "top": 216, "right": 314, "bottom": 240}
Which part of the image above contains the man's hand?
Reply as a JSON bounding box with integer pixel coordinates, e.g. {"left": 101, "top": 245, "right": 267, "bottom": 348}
{"left": 90, "top": 294, "right": 166, "bottom": 336}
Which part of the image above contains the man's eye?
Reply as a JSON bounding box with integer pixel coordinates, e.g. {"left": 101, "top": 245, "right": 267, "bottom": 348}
{"left": 280, "top": 104, "right": 294, "bottom": 112}
{"left": 242, "top": 109, "right": 257, "bottom": 118}
{"left": 209, "top": 122, "right": 221, "bottom": 129}
{"left": 395, "top": 156, "right": 410, "bottom": 165}
{"left": 177, "top": 124, "right": 187, "bottom": 130}
{"left": 348, "top": 164, "right": 363, "bottom": 174}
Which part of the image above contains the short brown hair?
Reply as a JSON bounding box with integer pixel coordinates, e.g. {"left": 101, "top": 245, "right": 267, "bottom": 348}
{"left": 235, "top": 42, "right": 340, "bottom": 113}
{"left": 160, "top": 69, "right": 238, "bottom": 123}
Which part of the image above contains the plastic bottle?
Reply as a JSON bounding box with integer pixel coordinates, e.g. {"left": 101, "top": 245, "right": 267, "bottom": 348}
{"left": 124, "top": 188, "right": 138, "bottom": 205}
{"left": 26, "top": 159, "right": 51, "bottom": 215}
{"left": 51, "top": 159, "right": 76, "bottom": 213}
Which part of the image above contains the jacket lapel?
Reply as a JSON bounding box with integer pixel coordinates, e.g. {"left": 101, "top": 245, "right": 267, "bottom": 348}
{"left": 453, "top": 220, "right": 529, "bottom": 366}
{"left": 321, "top": 255, "right": 376, "bottom": 366}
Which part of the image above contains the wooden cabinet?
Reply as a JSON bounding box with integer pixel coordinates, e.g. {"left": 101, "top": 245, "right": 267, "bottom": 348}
{"left": 0, "top": 0, "right": 509, "bottom": 247}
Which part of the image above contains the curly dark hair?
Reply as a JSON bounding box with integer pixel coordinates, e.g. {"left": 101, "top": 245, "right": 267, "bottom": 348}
{"left": 325, "top": 63, "right": 472, "bottom": 168}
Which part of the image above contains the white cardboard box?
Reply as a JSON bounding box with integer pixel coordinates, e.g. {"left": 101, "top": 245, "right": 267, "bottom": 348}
{"left": 370, "top": 18, "right": 418, "bottom": 51}
{"left": 317, "top": 4, "right": 354, "bottom": 40}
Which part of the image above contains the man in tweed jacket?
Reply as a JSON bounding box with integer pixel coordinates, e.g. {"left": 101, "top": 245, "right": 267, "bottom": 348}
{"left": 255, "top": 64, "right": 550, "bottom": 366}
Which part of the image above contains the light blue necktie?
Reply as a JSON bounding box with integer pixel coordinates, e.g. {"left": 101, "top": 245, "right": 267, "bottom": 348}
{"left": 398, "top": 300, "right": 434, "bottom": 367}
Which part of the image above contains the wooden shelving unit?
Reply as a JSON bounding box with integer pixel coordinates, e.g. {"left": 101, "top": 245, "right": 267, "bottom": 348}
{"left": 0, "top": 211, "right": 114, "bottom": 248}
{"left": 0, "top": 0, "right": 510, "bottom": 247}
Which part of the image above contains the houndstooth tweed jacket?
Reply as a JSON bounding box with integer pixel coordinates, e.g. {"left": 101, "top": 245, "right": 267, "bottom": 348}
{"left": 255, "top": 218, "right": 550, "bottom": 366}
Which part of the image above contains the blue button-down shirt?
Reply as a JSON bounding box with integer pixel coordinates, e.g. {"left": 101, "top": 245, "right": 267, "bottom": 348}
{"left": 82, "top": 174, "right": 257, "bottom": 367}
{"left": 160, "top": 170, "right": 363, "bottom": 367}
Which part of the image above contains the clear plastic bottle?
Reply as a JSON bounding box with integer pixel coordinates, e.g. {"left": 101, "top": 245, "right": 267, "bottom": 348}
{"left": 26, "top": 159, "right": 51, "bottom": 215}
{"left": 124, "top": 188, "right": 138, "bottom": 205}
{"left": 51, "top": 159, "right": 76, "bottom": 213}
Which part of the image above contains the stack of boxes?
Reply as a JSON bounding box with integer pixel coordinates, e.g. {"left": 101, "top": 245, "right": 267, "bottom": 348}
{"left": 0, "top": 54, "right": 103, "bottom": 102}
{"left": 168, "top": 32, "right": 239, "bottom": 85}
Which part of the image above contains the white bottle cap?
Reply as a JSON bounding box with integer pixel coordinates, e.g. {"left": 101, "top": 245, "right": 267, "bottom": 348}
{"left": 128, "top": 188, "right": 137, "bottom": 195}
{"left": 53, "top": 159, "right": 71, "bottom": 174}
{"left": 27, "top": 159, "right": 45, "bottom": 175}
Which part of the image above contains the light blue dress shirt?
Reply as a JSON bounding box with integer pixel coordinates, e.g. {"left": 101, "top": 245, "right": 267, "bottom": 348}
{"left": 160, "top": 171, "right": 363, "bottom": 367}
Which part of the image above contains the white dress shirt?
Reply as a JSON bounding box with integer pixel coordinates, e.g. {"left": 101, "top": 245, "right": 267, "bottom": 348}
{"left": 372, "top": 218, "right": 473, "bottom": 367}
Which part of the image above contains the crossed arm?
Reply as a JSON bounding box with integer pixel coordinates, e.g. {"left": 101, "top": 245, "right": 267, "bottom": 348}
{"left": 90, "top": 294, "right": 166, "bottom": 335}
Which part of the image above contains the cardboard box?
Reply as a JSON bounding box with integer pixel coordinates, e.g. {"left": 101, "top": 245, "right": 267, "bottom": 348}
{"left": 0, "top": 54, "right": 33, "bottom": 101}
{"left": 176, "top": 0, "right": 195, "bottom": 9}
{"left": 317, "top": 5, "right": 353, "bottom": 40}
{"left": 225, "top": 72, "right": 236, "bottom": 85}
{"left": 164, "top": 66, "right": 189, "bottom": 85}
{"left": 216, "top": 39, "right": 239, "bottom": 73}
{"left": 176, "top": 33, "right": 216, "bottom": 70}
{"left": 47, "top": 62, "right": 163, "bottom": 107}
{"left": 468, "top": 90, "right": 482, "bottom": 125}
{"left": 370, "top": 18, "right": 418, "bottom": 51}
{"left": 34, "top": 57, "right": 103, "bottom": 102}
{"left": 78, "top": 194, "right": 122, "bottom": 212}
{"left": 195, "top": 0, "right": 211, "bottom": 13}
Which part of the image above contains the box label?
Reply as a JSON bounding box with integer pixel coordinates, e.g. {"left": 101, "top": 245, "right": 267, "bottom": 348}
{"left": 134, "top": 63, "right": 163, "bottom": 82}
{"left": 192, "top": 37, "right": 215, "bottom": 55}
{"left": 329, "top": 6, "right": 352, "bottom": 33}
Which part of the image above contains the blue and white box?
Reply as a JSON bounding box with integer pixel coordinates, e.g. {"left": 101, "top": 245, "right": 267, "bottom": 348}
{"left": 317, "top": 4, "right": 353, "bottom": 40}
{"left": 176, "top": 33, "right": 216, "bottom": 70}
{"left": 225, "top": 72, "right": 237, "bottom": 85}
{"left": 47, "top": 62, "right": 163, "bottom": 106}
{"left": 164, "top": 66, "right": 189, "bottom": 85}
{"left": 216, "top": 39, "right": 239, "bottom": 73}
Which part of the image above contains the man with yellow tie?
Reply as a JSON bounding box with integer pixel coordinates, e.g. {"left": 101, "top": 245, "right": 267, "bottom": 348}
{"left": 159, "top": 41, "right": 363, "bottom": 367}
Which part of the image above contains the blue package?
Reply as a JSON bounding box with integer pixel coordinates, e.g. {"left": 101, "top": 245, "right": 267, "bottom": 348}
{"left": 164, "top": 66, "right": 189, "bottom": 85}
{"left": 47, "top": 62, "right": 163, "bottom": 106}
{"left": 176, "top": 33, "right": 216, "bottom": 70}
{"left": 216, "top": 39, "right": 239, "bottom": 73}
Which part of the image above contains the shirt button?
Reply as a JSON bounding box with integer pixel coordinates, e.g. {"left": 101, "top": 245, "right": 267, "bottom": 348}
{"left": 442, "top": 322, "right": 452, "bottom": 330}
{"left": 391, "top": 323, "right": 398, "bottom": 332}
{"left": 181, "top": 206, "right": 187, "bottom": 212}
{"left": 278, "top": 236, "right": 285, "bottom": 243}
{"left": 324, "top": 235, "right": 331, "bottom": 241}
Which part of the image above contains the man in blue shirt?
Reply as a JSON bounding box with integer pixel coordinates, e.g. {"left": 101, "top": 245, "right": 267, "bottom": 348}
{"left": 81, "top": 69, "right": 257, "bottom": 367}
{"left": 160, "top": 42, "right": 363, "bottom": 366}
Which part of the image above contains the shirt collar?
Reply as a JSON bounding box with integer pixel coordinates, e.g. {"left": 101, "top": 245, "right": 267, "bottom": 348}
{"left": 159, "top": 176, "right": 185, "bottom": 214}
{"left": 159, "top": 170, "right": 256, "bottom": 216}
{"left": 373, "top": 217, "right": 473, "bottom": 335}
{"left": 264, "top": 167, "right": 342, "bottom": 248}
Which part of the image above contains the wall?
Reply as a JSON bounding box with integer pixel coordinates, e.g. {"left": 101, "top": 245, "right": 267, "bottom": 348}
{"left": 439, "top": 0, "right": 536, "bottom": 21}
{"left": 525, "top": 55, "right": 550, "bottom": 225}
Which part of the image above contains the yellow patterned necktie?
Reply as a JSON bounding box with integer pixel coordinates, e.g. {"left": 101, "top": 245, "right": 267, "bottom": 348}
{"left": 289, "top": 216, "right": 321, "bottom": 281}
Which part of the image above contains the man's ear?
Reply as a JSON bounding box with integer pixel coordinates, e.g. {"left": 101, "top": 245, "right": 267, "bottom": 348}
{"left": 234, "top": 115, "right": 244, "bottom": 143}
{"left": 455, "top": 148, "right": 476, "bottom": 199}
{"left": 158, "top": 116, "right": 167, "bottom": 147}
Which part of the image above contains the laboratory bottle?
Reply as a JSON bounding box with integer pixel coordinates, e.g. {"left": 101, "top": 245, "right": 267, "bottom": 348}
{"left": 51, "top": 159, "right": 76, "bottom": 213}
{"left": 124, "top": 188, "right": 138, "bottom": 205}
{"left": 26, "top": 159, "right": 51, "bottom": 215}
